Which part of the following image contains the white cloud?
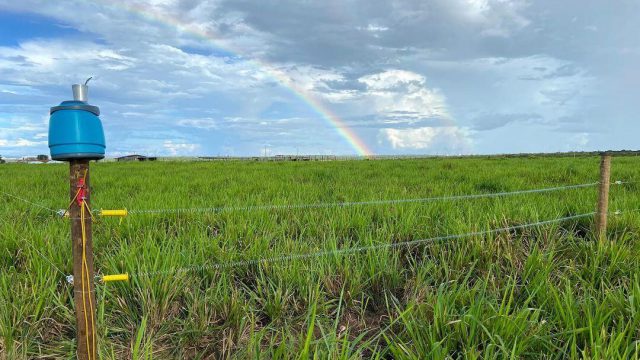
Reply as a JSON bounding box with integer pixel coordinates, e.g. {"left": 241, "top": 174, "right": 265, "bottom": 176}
{"left": 0, "top": 40, "right": 135, "bottom": 86}
{"left": 381, "top": 126, "right": 472, "bottom": 152}
{"left": 258, "top": 67, "right": 453, "bottom": 128}
{"left": 364, "top": 24, "right": 389, "bottom": 32}
{"left": 418, "top": 55, "right": 593, "bottom": 128}
{"left": 456, "top": 0, "right": 531, "bottom": 37}
{"left": 359, "top": 69, "right": 426, "bottom": 90}
{"left": 273, "top": 65, "right": 359, "bottom": 102}
{"left": 0, "top": 37, "right": 301, "bottom": 156}
{"left": 177, "top": 118, "right": 217, "bottom": 129}
{"left": 163, "top": 140, "right": 199, "bottom": 155}
{"left": 357, "top": 24, "right": 390, "bottom": 38}
{"left": 0, "top": 138, "right": 46, "bottom": 147}
{"left": 358, "top": 69, "right": 451, "bottom": 122}
{"left": 569, "top": 132, "right": 589, "bottom": 149}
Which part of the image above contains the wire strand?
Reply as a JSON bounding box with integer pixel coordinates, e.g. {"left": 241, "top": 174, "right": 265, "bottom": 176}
{"left": 0, "top": 191, "right": 57, "bottom": 213}
{"left": 1, "top": 180, "right": 633, "bottom": 217}
{"left": 131, "top": 212, "right": 595, "bottom": 278}
{"left": 23, "top": 241, "right": 67, "bottom": 278}
{"left": 127, "top": 182, "right": 600, "bottom": 215}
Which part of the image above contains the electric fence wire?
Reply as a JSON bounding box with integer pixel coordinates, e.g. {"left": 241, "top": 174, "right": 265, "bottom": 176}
{"left": 0, "top": 190, "right": 58, "bottom": 213}
{"left": 23, "top": 240, "right": 67, "bottom": 278}
{"left": 1, "top": 180, "right": 633, "bottom": 217}
{"left": 0, "top": 180, "right": 634, "bottom": 280}
{"left": 130, "top": 211, "right": 597, "bottom": 278}
{"left": 126, "top": 182, "right": 603, "bottom": 215}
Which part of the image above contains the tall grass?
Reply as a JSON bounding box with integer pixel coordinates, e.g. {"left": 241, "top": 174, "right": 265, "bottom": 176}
{"left": 0, "top": 156, "right": 639, "bottom": 358}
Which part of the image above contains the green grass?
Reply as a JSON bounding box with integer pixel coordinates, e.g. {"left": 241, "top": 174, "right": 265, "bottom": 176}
{"left": 1, "top": 156, "right": 639, "bottom": 359}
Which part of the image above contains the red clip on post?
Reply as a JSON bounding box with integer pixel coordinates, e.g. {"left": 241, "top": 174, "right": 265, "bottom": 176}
{"left": 77, "top": 178, "right": 86, "bottom": 206}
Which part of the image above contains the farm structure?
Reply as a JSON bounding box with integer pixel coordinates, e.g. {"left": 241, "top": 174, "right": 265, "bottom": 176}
{"left": 15, "top": 154, "right": 50, "bottom": 163}
{"left": 115, "top": 154, "right": 157, "bottom": 162}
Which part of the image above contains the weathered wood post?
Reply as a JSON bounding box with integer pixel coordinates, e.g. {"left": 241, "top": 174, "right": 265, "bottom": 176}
{"left": 595, "top": 153, "right": 612, "bottom": 239}
{"left": 69, "top": 160, "right": 97, "bottom": 360}
{"left": 48, "top": 79, "right": 104, "bottom": 359}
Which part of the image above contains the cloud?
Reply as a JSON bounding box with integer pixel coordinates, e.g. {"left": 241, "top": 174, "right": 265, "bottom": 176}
{"left": 413, "top": 55, "right": 593, "bottom": 133}
{"left": 163, "top": 140, "right": 199, "bottom": 155}
{"left": 0, "top": 0, "right": 638, "bottom": 156}
{"left": 472, "top": 112, "right": 543, "bottom": 131}
{"left": 220, "top": 0, "right": 532, "bottom": 65}
{"left": 553, "top": 115, "right": 604, "bottom": 134}
{"left": 273, "top": 64, "right": 360, "bottom": 102}
{"left": 569, "top": 132, "right": 589, "bottom": 148}
{"left": 177, "top": 118, "right": 217, "bottom": 129}
{"left": 357, "top": 69, "right": 450, "bottom": 122}
{"left": 456, "top": 0, "right": 531, "bottom": 37}
{"left": 0, "top": 138, "right": 46, "bottom": 147}
{"left": 358, "top": 24, "right": 390, "bottom": 35}
{"left": 0, "top": 36, "right": 303, "bottom": 156}
{"left": 259, "top": 67, "right": 454, "bottom": 130}
{"left": 381, "top": 126, "right": 472, "bottom": 153}
{"left": 0, "top": 39, "right": 136, "bottom": 86}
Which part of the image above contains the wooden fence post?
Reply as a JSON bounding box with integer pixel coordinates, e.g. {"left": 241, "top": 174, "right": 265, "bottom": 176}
{"left": 69, "top": 160, "right": 97, "bottom": 360}
{"left": 595, "top": 153, "right": 612, "bottom": 239}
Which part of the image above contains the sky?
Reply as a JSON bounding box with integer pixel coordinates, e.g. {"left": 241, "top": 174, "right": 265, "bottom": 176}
{"left": 0, "top": 0, "right": 638, "bottom": 157}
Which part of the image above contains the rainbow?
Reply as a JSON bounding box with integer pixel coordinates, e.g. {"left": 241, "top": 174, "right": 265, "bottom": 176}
{"left": 91, "top": 1, "right": 373, "bottom": 156}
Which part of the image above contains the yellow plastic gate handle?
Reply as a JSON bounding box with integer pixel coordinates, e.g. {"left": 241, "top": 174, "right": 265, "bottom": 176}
{"left": 102, "top": 273, "right": 129, "bottom": 282}
{"left": 99, "top": 209, "right": 128, "bottom": 217}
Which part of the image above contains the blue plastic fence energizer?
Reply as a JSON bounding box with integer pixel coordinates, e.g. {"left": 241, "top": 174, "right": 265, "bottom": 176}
{"left": 48, "top": 78, "right": 105, "bottom": 161}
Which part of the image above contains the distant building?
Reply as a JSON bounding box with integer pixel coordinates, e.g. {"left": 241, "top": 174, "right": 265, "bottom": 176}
{"left": 115, "top": 154, "right": 157, "bottom": 162}
{"left": 19, "top": 155, "right": 50, "bottom": 163}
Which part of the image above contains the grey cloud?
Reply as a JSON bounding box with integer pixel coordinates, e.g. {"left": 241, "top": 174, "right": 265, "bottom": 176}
{"left": 539, "top": 88, "right": 580, "bottom": 107}
{"left": 553, "top": 115, "right": 606, "bottom": 134}
{"left": 218, "top": 0, "right": 532, "bottom": 66}
{"left": 520, "top": 64, "right": 581, "bottom": 81}
{"left": 472, "top": 113, "right": 543, "bottom": 131}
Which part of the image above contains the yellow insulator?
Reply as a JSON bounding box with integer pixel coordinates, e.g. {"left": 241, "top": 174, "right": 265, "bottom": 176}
{"left": 99, "top": 209, "right": 128, "bottom": 217}
{"left": 102, "top": 273, "right": 129, "bottom": 282}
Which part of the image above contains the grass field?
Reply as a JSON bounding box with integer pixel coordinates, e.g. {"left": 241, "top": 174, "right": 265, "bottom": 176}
{"left": 1, "top": 156, "right": 639, "bottom": 359}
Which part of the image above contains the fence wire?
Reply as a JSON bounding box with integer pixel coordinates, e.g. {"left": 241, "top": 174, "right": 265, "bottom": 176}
{"left": 0, "top": 190, "right": 58, "bottom": 213}
{"left": 126, "top": 182, "right": 601, "bottom": 215}
{"left": 1, "top": 179, "right": 634, "bottom": 281}
{"left": 3, "top": 180, "right": 633, "bottom": 217}
{"left": 130, "top": 211, "right": 596, "bottom": 278}
{"left": 23, "top": 241, "right": 67, "bottom": 278}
